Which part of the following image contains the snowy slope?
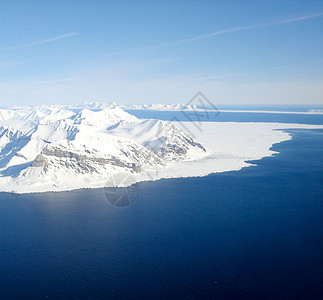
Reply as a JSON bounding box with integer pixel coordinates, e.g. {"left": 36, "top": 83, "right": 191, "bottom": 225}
{"left": 0, "top": 107, "right": 208, "bottom": 193}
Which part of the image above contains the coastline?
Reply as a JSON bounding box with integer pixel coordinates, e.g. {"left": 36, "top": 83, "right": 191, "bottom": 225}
{"left": 1, "top": 122, "right": 322, "bottom": 194}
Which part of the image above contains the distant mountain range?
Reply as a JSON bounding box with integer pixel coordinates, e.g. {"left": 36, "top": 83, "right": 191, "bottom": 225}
{"left": 8, "top": 102, "right": 210, "bottom": 111}
{"left": 8, "top": 102, "right": 321, "bottom": 114}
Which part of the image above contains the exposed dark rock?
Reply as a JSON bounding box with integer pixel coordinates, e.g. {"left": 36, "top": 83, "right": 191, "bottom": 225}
{"left": 33, "top": 146, "right": 144, "bottom": 173}
{"left": 31, "top": 155, "right": 49, "bottom": 172}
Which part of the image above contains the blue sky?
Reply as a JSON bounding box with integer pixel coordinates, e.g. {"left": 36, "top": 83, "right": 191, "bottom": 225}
{"left": 0, "top": 0, "right": 322, "bottom": 106}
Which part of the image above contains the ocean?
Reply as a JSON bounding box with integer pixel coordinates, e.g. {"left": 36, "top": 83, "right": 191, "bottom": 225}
{"left": 0, "top": 111, "right": 322, "bottom": 299}
{"left": 125, "top": 109, "right": 323, "bottom": 125}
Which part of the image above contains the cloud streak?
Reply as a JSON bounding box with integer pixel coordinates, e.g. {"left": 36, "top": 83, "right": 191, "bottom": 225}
{"left": 102, "top": 12, "right": 323, "bottom": 56}
{"left": 0, "top": 32, "right": 79, "bottom": 51}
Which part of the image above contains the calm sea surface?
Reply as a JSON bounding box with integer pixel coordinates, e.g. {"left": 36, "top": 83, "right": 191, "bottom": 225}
{"left": 125, "top": 109, "right": 323, "bottom": 125}
{"left": 0, "top": 115, "right": 322, "bottom": 299}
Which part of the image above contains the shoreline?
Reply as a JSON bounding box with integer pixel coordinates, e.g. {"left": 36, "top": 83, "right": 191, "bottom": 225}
{"left": 1, "top": 122, "right": 322, "bottom": 194}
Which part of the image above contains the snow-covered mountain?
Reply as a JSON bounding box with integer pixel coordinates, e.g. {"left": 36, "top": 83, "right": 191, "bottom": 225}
{"left": 0, "top": 107, "right": 209, "bottom": 193}
{"left": 8, "top": 102, "right": 205, "bottom": 111}
{"left": 119, "top": 103, "right": 199, "bottom": 111}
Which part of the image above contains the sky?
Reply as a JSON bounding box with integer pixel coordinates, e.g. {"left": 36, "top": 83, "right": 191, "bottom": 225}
{"left": 0, "top": 0, "right": 322, "bottom": 106}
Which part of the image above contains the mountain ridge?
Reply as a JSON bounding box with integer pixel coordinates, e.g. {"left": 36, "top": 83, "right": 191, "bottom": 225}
{"left": 0, "top": 107, "right": 209, "bottom": 193}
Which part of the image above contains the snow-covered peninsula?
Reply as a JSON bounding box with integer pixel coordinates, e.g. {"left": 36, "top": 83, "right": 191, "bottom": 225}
{"left": 0, "top": 106, "right": 208, "bottom": 193}
{"left": 0, "top": 106, "right": 322, "bottom": 193}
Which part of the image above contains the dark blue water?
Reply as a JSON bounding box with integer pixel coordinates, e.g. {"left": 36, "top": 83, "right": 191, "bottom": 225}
{"left": 0, "top": 129, "right": 322, "bottom": 299}
{"left": 125, "top": 110, "right": 323, "bottom": 125}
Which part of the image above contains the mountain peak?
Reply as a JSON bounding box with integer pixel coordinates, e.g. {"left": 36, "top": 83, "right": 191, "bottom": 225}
{"left": 0, "top": 106, "right": 209, "bottom": 193}
{"left": 70, "top": 107, "right": 139, "bottom": 126}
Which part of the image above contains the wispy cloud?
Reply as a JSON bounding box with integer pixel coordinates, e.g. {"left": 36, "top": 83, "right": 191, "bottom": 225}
{"left": 0, "top": 32, "right": 79, "bottom": 51}
{"left": 102, "top": 13, "right": 323, "bottom": 56}
{"left": 274, "top": 12, "right": 323, "bottom": 25}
